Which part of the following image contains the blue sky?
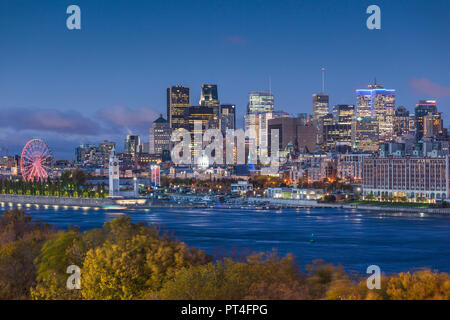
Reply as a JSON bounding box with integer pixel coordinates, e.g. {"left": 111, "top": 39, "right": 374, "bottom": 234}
{"left": 0, "top": 0, "right": 449, "bottom": 159}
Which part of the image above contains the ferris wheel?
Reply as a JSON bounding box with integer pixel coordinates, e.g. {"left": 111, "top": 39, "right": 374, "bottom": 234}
{"left": 20, "top": 139, "right": 53, "bottom": 182}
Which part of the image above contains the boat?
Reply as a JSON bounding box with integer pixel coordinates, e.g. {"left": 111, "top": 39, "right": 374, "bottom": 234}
{"left": 102, "top": 205, "right": 128, "bottom": 210}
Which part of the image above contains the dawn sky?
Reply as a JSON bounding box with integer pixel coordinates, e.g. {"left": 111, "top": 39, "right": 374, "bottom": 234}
{"left": 1, "top": 0, "right": 449, "bottom": 159}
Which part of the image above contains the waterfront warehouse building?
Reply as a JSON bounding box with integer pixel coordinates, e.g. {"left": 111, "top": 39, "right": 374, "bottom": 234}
{"left": 362, "top": 156, "right": 450, "bottom": 202}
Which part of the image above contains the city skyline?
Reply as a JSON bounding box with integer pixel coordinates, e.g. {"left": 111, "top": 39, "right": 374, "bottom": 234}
{"left": 0, "top": 0, "right": 449, "bottom": 158}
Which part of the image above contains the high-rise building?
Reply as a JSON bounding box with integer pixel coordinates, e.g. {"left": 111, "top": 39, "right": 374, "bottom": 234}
{"left": 149, "top": 114, "right": 171, "bottom": 155}
{"left": 312, "top": 94, "right": 329, "bottom": 144}
{"left": 356, "top": 83, "right": 395, "bottom": 142}
{"left": 415, "top": 100, "right": 438, "bottom": 141}
{"left": 199, "top": 84, "right": 220, "bottom": 130}
{"left": 333, "top": 105, "right": 355, "bottom": 125}
{"left": 167, "top": 85, "right": 190, "bottom": 130}
{"left": 352, "top": 117, "right": 379, "bottom": 152}
{"left": 244, "top": 111, "right": 289, "bottom": 159}
{"left": 185, "top": 106, "right": 215, "bottom": 159}
{"left": 220, "top": 104, "right": 236, "bottom": 135}
{"left": 268, "top": 117, "right": 316, "bottom": 154}
{"left": 321, "top": 115, "right": 352, "bottom": 152}
{"left": 124, "top": 135, "right": 140, "bottom": 156}
{"left": 423, "top": 112, "right": 443, "bottom": 138}
{"left": 247, "top": 91, "right": 274, "bottom": 114}
{"left": 394, "top": 106, "right": 410, "bottom": 137}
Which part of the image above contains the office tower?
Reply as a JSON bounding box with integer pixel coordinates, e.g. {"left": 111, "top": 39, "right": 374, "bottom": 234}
{"left": 312, "top": 94, "right": 329, "bottom": 144}
{"left": 199, "top": 84, "right": 220, "bottom": 129}
{"left": 149, "top": 114, "right": 171, "bottom": 155}
{"left": 244, "top": 111, "right": 289, "bottom": 159}
{"left": 408, "top": 114, "right": 416, "bottom": 136}
{"left": 352, "top": 117, "right": 379, "bottom": 152}
{"left": 333, "top": 105, "right": 355, "bottom": 125}
{"left": 394, "top": 106, "right": 410, "bottom": 137}
{"left": 108, "top": 147, "right": 119, "bottom": 197}
{"left": 167, "top": 85, "right": 190, "bottom": 130}
{"left": 247, "top": 91, "right": 274, "bottom": 114}
{"left": 75, "top": 144, "right": 96, "bottom": 164}
{"left": 220, "top": 104, "right": 236, "bottom": 135}
{"left": 415, "top": 100, "right": 438, "bottom": 141}
{"left": 423, "top": 112, "right": 443, "bottom": 138}
{"left": 268, "top": 117, "right": 316, "bottom": 154}
{"left": 124, "top": 135, "right": 140, "bottom": 156}
{"left": 356, "top": 83, "right": 395, "bottom": 142}
{"left": 185, "top": 106, "right": 215, "bottom": 159}
{"left": 321, "top": 113, "right": 353, "bottom": 152}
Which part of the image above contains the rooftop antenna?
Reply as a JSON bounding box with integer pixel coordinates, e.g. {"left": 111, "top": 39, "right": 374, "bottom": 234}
{"left": 321, "top": 67, "right": 326, "bottom": 93}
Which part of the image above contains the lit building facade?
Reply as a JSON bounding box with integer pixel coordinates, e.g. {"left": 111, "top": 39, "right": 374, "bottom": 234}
{"left": 362, "top": 156, "right": 449, "bottom": 202}
{"left": 394, "top": 106, "right": 410, "bottom": 137}
{"left": 149, "top": 114, "right": 171, "bottom": 155}
{"left": 312, "top": 94, "right": 329, "bottom": 144}
{"left": 415, "top": 100, "right": 437, "bottom": 141}
{"left": 199, "top": 84, "right": 220, "bottom": 129}
{"left": 352, "top": 117, "right": 379, "bottom": 152}
{"left": 337, "top": 153, "right": 371, "bottom": 182}
{"left": 124, "top": 135, "right": 140, "bottom": 157}
{"left": 220, "top": 104, "right": 236, "bottom": 135}
{"left": 356, "top": 83, "right": 395, "bottom": 142}
{"left": 247, "top": 91, "right": 274, "bottom": 114}
{"left": 167, "top": 85, "right": 190, "bottom": 130}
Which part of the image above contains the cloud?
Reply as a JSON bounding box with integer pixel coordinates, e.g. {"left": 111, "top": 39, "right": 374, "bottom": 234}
{"left": 0, "top": 108, "right": 100, "bottom": 135}
{"left": 226, "top": 35, "right": 247, "bottom": 46}
{"left": 97, "top": 105, "right": 160, "bottom": 131}
{"left": 409, "top": 78, "right": 450, "bottom": 99}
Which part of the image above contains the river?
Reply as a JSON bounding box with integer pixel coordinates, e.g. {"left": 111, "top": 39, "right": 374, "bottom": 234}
{"left": 5, "top": 204, "right": 450, "bottom": 274}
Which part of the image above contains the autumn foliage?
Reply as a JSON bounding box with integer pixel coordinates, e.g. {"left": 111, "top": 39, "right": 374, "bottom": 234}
{"left": 0, "top": 209, "right": 449, "bottom": 300}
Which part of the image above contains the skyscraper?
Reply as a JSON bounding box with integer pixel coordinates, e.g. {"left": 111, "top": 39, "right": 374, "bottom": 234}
{"left": 220, "top": 104, "right": 236, "bottom": 135}
{"left": 247, "top": 91, "right": 274, "bottom": 114}
{"left": 394, "top": 106, "right": 410, "bottom": 137}
{"left": 244, "top": 111, "right": 289, "bottom": 159}
{"left": 124, "top": 135, "right": 140, "bottom": 156}
{"left": 415, "top": 100, "right": 438, "bottom": 141}
{"left": 333, "top": 105, "right": 355, "bottom": 125}
{"left": 149, "top": 114, "right": 171, "bottom": 155}
{"left": 199, "top": 84, "right": 220, "bottom": 130}
{"left": 167, "top": 85, "right": 190, "bottom": 130}
{"left": 352, "top": 117, "right": 379, "bottom": 152}
{"left": 185, "top": 106, "right": 215, "bottom": 159}
{"left": 312, "top": 94, "right": 329, "bottom": 144}
{"left": 356, "top": 83, "right": 395, "bottom": 142}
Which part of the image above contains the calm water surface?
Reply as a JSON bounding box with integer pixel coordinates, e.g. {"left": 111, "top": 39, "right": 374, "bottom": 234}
{"left": 6, "top": 204, "right": 450, "bottom": 274}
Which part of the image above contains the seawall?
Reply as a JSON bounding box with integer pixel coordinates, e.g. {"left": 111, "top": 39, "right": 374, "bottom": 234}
{"left": 0, "top": 194, "right": 114, "bottom": 207}
{"left": 247, "top": 197, "right": 450, "bottom": 215}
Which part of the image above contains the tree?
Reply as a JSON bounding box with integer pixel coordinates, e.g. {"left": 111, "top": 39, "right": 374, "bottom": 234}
{"left": 0, "top": 209, "right": 54, "bottom": 299}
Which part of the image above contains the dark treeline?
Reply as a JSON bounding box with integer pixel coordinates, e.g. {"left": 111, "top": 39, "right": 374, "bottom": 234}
{"left": 0, "top": 209, "right": 449, "bottom": 300}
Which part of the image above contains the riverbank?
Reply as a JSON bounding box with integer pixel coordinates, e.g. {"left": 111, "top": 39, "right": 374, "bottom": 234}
{"left": 247, "top": 197, "right": 450, "bottom": 215}
{"left": 2, "top": 194, "right": 450, "bottom": 214}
